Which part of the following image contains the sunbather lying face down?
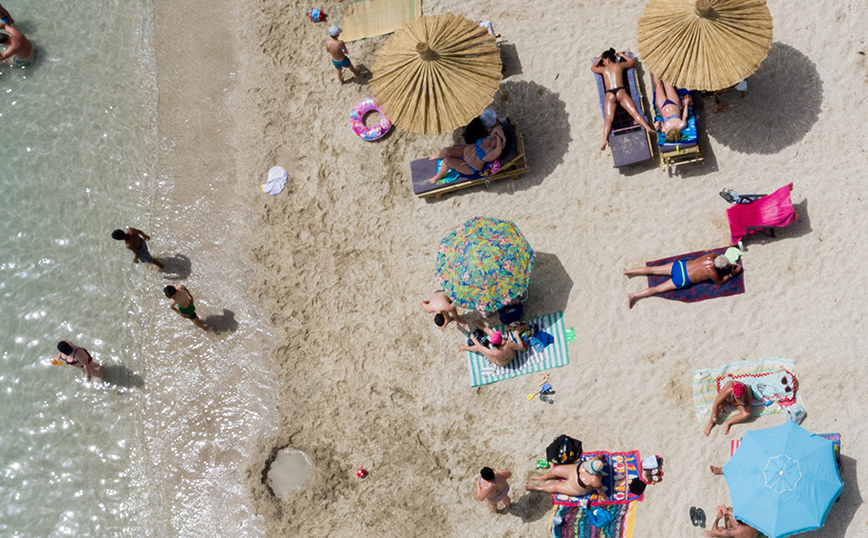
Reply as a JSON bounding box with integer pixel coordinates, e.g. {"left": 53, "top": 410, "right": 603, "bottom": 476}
{"left": 651, "top": 73, "right": 692, "bottom": 142}
{"left": 591, "top": 48, "right": 654, "bottom": 151}
{"left": 623, "top": 253, "right": 742, "bottom": 309}
{"left": 457, "top": 319, "right": 524, "bottom": 367}
{"left": 525, "top": 455, "right": 608, "bottom": 500}
{"left": 426, "top": 124, "right": 506, "bottom": 184}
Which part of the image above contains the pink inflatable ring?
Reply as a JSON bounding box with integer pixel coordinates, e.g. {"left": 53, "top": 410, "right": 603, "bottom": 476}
{"left": 350, "top": 97, "right": 392, "bottom": 141}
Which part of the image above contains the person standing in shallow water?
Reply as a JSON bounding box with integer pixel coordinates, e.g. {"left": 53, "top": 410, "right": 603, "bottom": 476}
{"left": 112, "top": 227, "right": 165, "bottom": 269}
{"left": 55, "top": 340, "right": 102, "bottom": 381}
{"left": 164, "top": 285, "right": 209, "bottom": 332}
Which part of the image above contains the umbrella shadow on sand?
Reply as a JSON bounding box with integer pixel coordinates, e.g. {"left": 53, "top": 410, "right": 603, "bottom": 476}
{"left": 487, "top": 80, "right": 572, "bottom": 192}
{"left": 812, "top": 455, "right": 861, "bottom": 537}
{"left": 703, "top": 43, "right": 823, "bottom": 155}
{"left": 525, "top": 252, "right": 574, "bottom": 317}
{"left": 101, "top": 365, "right": 144, "bottom": 389}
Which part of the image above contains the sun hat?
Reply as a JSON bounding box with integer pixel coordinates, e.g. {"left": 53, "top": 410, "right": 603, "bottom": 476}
{"left": 582, "top": 459, "right": 604, "bottom": 476}
{"left": 328, "top": 25, "right": 341, "bottom": 37}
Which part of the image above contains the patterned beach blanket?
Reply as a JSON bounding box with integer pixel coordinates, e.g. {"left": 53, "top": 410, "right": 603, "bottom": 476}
{"left": 646, "top": 248, "right": 744, "bottom": 303}
{"left": 552, "top": 502, "right": 638, "bottom": 538}
{"left": 467, "top": 311, "right": 570, "bottom": 386}
{"left": 553, "top": 451, "right": 644, "bottom": 507}
{"left": 693, "top": 358, "right": 803, "bottom": 424}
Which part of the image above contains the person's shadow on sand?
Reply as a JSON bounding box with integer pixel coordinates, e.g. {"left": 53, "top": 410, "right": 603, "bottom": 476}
{"left": 703, "top": 42, "right": 823, "bottom": 154}
{"left": 349, "top": 64, "right": 372, "bottom": 85}
{"left": 100, "top": 365, "right": 144, "bottom": 389}
{"left": 202, "top": 309, "right": 239, "bottom": 335}
{"left": 503, "top": 490, "right": 552, "bottom": 523}
{"left": 159, "top": 253, "right": 192, "bottom": 280}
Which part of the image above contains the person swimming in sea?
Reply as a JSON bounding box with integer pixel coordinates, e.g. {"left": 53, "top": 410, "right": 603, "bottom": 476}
{"left": 591, "top": 48, "right": 654, "bottom": 151}
{"left": 0, "top": 23, "right": 33, "bottom": 67}
{"left": 426, "top": 123, "right": 506, "bottom": 184}
{"left": 623, "top": 252, "right": 742, "bottom": 309}
{"left": 164, "top": 285, "right": 209, "bottom": 332}
{"left": 651, "top": 73, "right": 692, "bottom": 143}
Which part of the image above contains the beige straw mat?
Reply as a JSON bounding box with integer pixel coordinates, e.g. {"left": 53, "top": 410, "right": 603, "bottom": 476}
{"left": 371, "top": 13, "right": 502, "bottom": 135}
{"left": 637, "top": 0, "right": 773, "bottom": 91}
{"left": 333, "top": 0, "right": 423, "bottom": 43}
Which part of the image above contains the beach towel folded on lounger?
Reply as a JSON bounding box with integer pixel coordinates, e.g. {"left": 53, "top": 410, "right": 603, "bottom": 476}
{"left": 693, "top": 358, "right": 804, "bottom": 424}
{"left": 466, "top": 311, "right": 569, "bottom": 386}
{"left": 645, "top": 247, "right": 744, "bottom": 303}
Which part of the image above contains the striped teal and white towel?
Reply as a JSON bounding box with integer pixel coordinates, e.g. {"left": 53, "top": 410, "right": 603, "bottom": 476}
{"left": 467, "top": 311, "right": 570, "bottom": 387}
{"left": 693, "top": 358, "right": 803, "bottom": 424}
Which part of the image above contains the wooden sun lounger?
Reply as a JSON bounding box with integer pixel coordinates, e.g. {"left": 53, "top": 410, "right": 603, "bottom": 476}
{"left": 410, "top": 120, "right": 530, "bottom": 200}
{"left": 653, "top": 86, "right": 705, "bottom": 174}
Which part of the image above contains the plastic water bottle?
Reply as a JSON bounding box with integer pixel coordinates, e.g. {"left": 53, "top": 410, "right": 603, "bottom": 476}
{"left": 553, "top": 516, "right": 563, "bottom": 526}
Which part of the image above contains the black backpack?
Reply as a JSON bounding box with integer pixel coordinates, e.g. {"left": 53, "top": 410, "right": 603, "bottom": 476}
{"left": 546, "top": 435, "right": 583, "bottom": 465}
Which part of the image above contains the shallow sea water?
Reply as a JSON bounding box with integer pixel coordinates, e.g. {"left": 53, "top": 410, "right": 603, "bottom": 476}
{"left": 0, "top": 2, "right": 276, "bottom": 536}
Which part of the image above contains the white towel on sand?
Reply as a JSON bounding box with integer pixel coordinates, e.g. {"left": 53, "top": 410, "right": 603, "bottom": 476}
{"left": 262, "top": 166, "right": 287, "bottom": 195}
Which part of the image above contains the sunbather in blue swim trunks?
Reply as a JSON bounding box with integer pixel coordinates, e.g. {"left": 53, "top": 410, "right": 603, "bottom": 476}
{"left": 670, "top": 260, "right": 692, "bottom": 289}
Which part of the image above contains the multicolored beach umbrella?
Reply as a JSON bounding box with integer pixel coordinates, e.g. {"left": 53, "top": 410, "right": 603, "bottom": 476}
{"left": 436, "top": 217, "right": 534, "bottom": 313}
{"left": 723, "top": 422, "right": 843, "bottom": 538}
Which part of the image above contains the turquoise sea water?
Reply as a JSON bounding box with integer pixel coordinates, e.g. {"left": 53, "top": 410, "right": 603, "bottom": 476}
{"left": 0, "top": 2, "right": 275, "bottom": 536}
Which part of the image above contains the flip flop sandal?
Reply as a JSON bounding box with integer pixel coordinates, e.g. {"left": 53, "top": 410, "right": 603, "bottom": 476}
{"left": 689, "top": 507, "right": 699, "bottom": 526}
{"left": 697, "top": 508, "right": 706, "bottom": 528}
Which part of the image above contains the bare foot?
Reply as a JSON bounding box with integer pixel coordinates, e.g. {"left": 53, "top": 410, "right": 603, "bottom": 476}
{"left": 724, "top": 424, "right": 732, "bottom": 435}
{"left": 710, "top": 465, "right": 723, "bottom": 475}
{"left": 529, "top": 475, "right": 545, "bottom": 481}
{"left": 628, "top": 294, "right": 636, "bottom": 309}
{"left": 704, "top": 421, "right": 715, "bottom": 436}
{"left": 428, "top": 154, "right": 441, "bottom": 160}
{"left": 427, "top": 176, "right": 439, "bottom": 184}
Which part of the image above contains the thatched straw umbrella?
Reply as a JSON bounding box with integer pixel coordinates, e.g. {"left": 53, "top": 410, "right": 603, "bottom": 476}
{"left": 371, "top": 13, "right": 502, "bottom": 135}
{"left": 637, "top": 0, "right": 773, "bottom": 91}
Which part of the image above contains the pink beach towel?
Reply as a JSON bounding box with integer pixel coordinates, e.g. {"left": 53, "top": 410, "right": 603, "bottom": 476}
{"left": 727, "top": 183, "right": 797, "bottom": 244}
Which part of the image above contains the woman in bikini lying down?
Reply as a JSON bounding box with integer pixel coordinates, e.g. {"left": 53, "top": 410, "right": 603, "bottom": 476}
{"left": 651, "top": 73, "right": 692, "bottom": 143}
{"left": 426, "top": 124, "right": 506, "bottom": 184}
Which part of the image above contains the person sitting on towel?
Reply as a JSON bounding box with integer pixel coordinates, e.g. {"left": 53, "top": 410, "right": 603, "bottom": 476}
{"left": 623, "top": 253, "right": 742, "bottom": 309}
{"left": 702, "top": 505, "right": 759, "bottom": 538}
{"left": 703, "top": 380, "right": 753, "bottom": 437}
{"left": 457, "top": 319, "right": 524, "bottom": 367}
{"left": 524, "top": 455, "right": 608, "bottom": 500}
{"left": 651, "top": 73, "right": 692, "bottom": 143}
{"left": 592, "top": 48, "right": 654, "bottom": 151}
{"left": 426, "top": 123, "right": 506, "bottom": 184}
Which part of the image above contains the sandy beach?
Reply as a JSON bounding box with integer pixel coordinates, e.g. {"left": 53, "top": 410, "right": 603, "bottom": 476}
{"left": 153, "top": 0, "right": 868, "bottom": 535}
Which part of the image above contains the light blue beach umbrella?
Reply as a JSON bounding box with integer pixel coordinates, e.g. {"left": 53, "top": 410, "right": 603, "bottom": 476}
{"left": 723, "top": 422, "right": 843, "bottom": 538}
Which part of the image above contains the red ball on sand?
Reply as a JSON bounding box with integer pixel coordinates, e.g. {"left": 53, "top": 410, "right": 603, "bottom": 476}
{"left": 356, "top": 468, "right": 368, "bottom": 478}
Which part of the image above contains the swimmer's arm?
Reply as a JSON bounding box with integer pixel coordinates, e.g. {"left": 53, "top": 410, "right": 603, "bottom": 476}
{"left": 475, "top": 479, "right": 487, "bottom": 501}
{"left": 511, "top": 332, "right": 525, "bottom": 351}
{"left": 496, "top": 468, "right": 512, "bottom": 479}
{"left": 595, "top": 485, "right": 608, "bottom": 501}
{"left": 340, "top": 42, "right": 349, "bottom": 56}
{"left": 681, "top": 97, "right": 691, "bottom": 122}
{"left": 590, "top": 60, "right": 605, "bottom": 74}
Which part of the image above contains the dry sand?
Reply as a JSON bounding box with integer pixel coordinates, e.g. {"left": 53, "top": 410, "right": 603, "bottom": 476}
{"left": 158, "top": 0, "right": 868, "bottom": 535}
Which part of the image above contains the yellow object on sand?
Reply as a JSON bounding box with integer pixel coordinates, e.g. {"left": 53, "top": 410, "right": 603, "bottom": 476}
{"left": 333, "top": 0, "right": 422, "bottom": 43}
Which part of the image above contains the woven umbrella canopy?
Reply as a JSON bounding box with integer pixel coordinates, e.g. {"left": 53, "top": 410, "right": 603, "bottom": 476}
{"left": 637, "top": 0, "right": 773, "bottom": 91}
{"left": 371, "top": 13, "right": 502, "bottom": 135}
